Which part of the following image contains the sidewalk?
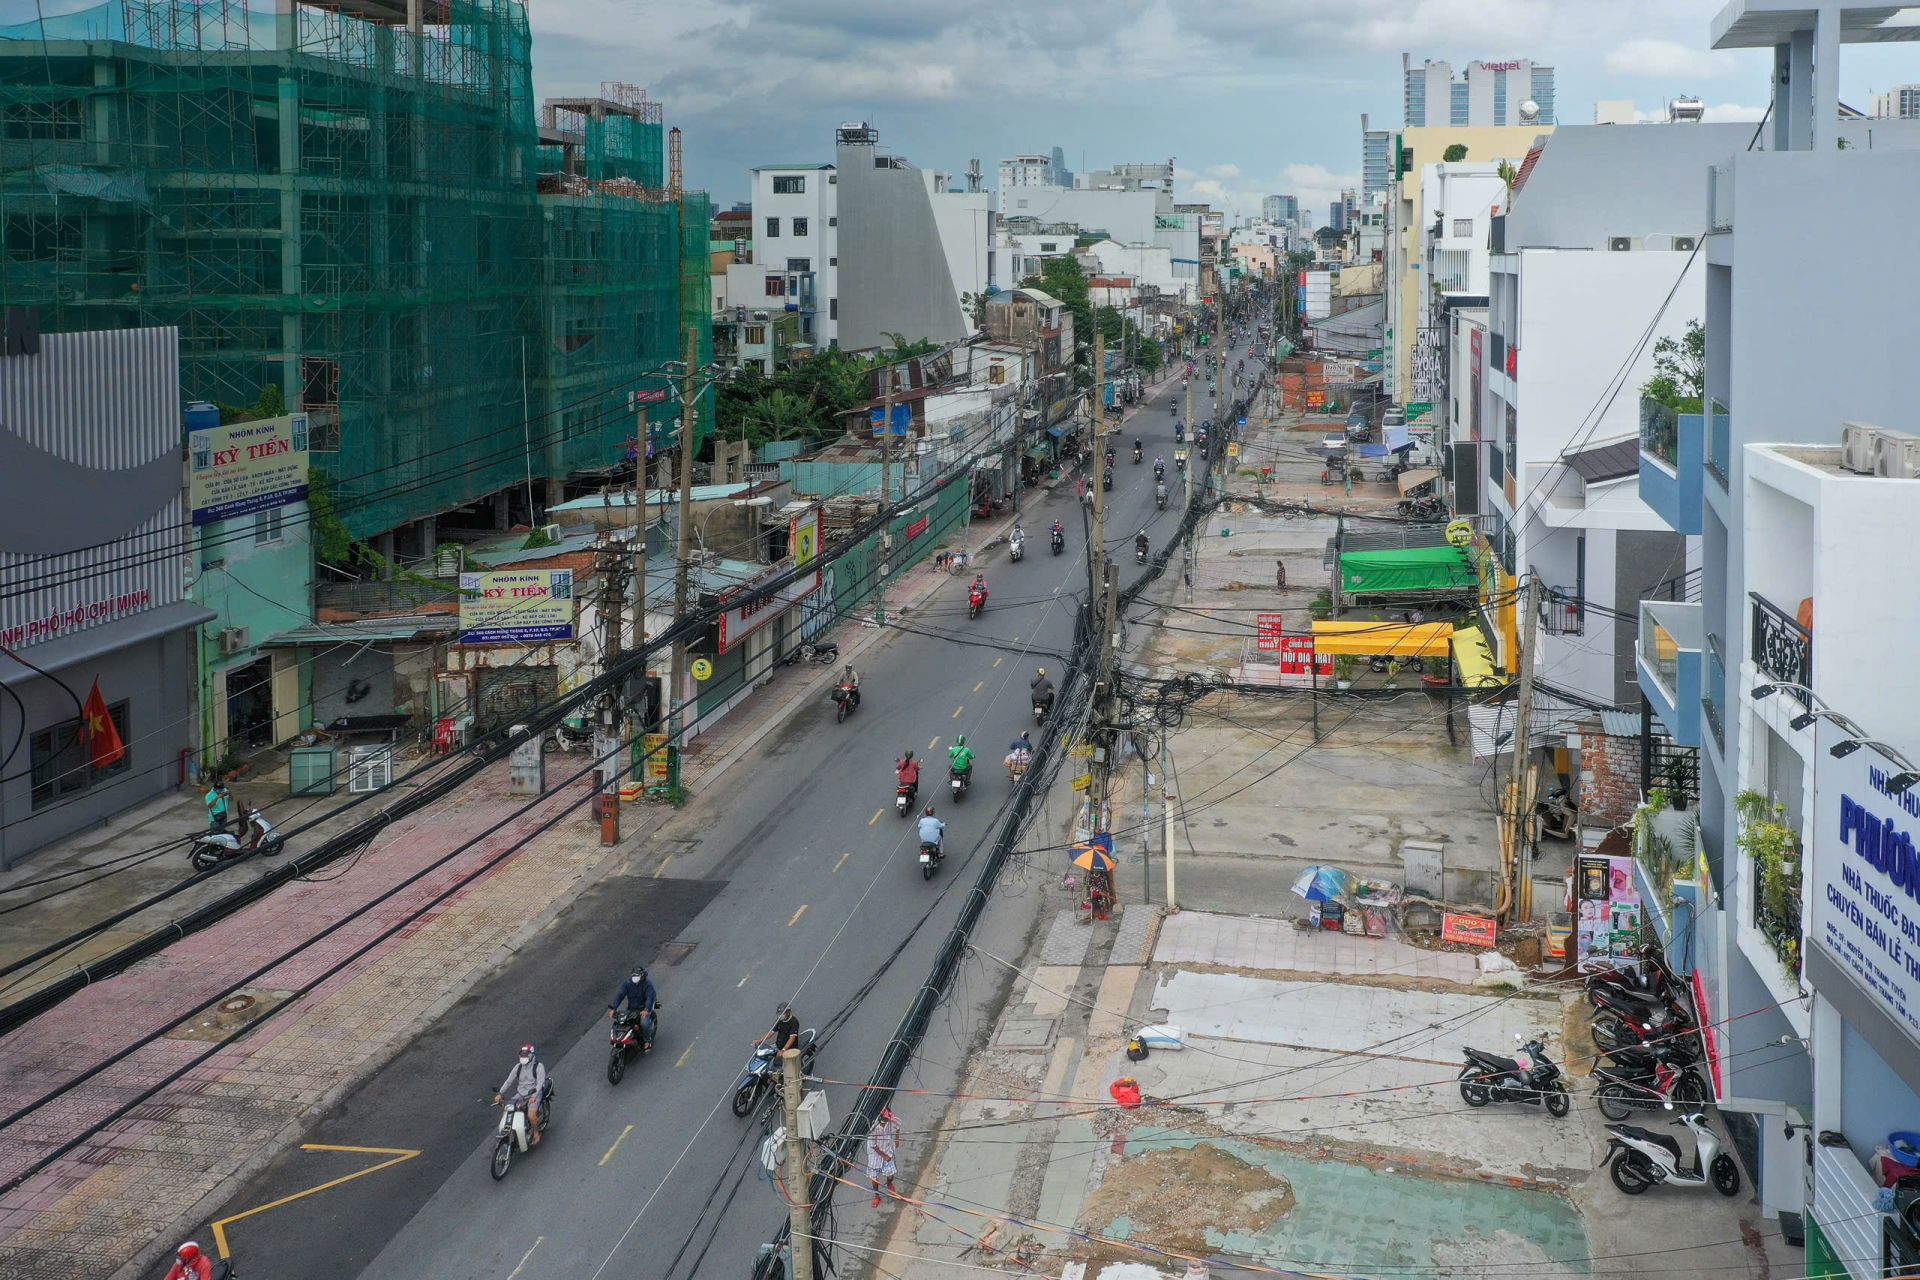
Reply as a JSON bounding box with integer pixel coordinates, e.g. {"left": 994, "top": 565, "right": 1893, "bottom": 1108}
{"left": 867, "top": 906, "right": 1800, "bottom": 1280}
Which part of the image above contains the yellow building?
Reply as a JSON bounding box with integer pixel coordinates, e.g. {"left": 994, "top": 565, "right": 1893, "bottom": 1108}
{"left": 1384, "top": 125, "right": 1552, "bottom": 404}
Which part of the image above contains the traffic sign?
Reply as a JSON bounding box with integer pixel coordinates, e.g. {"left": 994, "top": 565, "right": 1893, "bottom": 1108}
{"left": 1227, "top": 442, "right": 1241, "bottom": 458}
{"left": 1446, "top": 519, "right": 1475, "bottom": 547}
{"left": 1068, "top": 744, "right": 1095, "bottom": 759}
{"left": 690, "top": 657, "right": 714, "bottom": 681}
{"left": 1237, "top": 416, "right": 1248, "bottom": 428}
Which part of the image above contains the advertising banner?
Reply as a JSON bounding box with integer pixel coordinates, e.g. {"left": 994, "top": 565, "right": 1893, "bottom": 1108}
{"left": 457, "top": 570, "right": 575, "bottom": 644}
{"left": 1441, "top": 913, "right": 1497, "bottom": 948}
{"left": 791, "top": 507, "right": 820, "bottom": 572}
{"left": 716, "top": 563, "right": 821, "bottom": 654}
{"left": 188, "top": 413, "right": 310, "bottom": 526}
{"left": 1812, "top": 727, "right": 1920, "bottom": 1040}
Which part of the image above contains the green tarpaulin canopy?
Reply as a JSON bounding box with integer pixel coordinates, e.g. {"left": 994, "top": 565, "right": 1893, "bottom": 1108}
{"left": 1339, "top": 545, "right": 1475, "bottom": 595}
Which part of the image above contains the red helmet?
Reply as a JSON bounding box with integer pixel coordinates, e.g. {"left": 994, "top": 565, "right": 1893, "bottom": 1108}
{"left": 177, "top": 1242, "right": 203, "bottom": 1262}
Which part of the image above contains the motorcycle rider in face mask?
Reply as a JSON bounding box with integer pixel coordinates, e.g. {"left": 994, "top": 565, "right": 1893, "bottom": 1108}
{"left": 948, "top": 735, "right": 974, "bottom": 781}
{"left": 607, "top": 965, "right": 659, "bottom": 1050}
{"left": 917, "top": 805, "right": 946, "bottom": 854}
{"left": 494, "top": 1044, "right": 548, "bottom": 1145}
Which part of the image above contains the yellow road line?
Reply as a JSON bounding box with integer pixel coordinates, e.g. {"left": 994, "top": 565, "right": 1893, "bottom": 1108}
{"left": 973, "top": 680, "right": 985, "bottom": 692}
{"left": 927, "top": 736, "right": 940, "bottom": 750}
{"left": 833, "top": 852, "right": 850, "bottom": 874}
{"left": 211, "top": 1144, "right": 420, "bottom": 1259}
{"left": 676, "top": 1041, "right": 697, "bottom": 1069}
{"left": 787, "top": 904, "right": 809, "bottom": 927}
{"left": 506, "top": 1237, "right": 545, "bottom": 1280}
{"left": 993, "top": 657, "right": 1003, "bottom": 668}
{"left": 599, "top": 1125, "right": 634, "bottom": 1167}
{"left": 952, "top": 706, "right": 964, "bottom": 719}
{"left": 653, "top": 855, "right": 673, "bottom": 879}
{"left": 869, "top": 808, "right": 883, "bottom": 826}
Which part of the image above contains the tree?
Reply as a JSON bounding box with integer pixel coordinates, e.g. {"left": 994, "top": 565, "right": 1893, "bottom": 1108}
{"left": 877, "top": 331, "right": 938, "bottom": 365}
{"left": 741, "top": 390, "right": 816, "bottom": 446}
{"left": 1496, "top": 159, "right": 1518, "bottom": 196}
{"left": 1022, "top": 256, "right": 1096, "bottom": 388}
{"left": 1443, "top": 143, "right": 1469, "bottom": 163}
{"left": 1642, "top": 319, "right": 1706, "bottom": 412}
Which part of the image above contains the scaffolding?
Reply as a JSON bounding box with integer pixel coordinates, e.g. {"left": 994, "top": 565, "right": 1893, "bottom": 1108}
{"left": 0, "top": 1, "right": 710, "bottom": 539}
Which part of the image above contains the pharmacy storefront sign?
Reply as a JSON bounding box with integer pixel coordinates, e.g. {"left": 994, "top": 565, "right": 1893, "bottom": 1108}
{"left": 1813, "top": 741, "right": 1920, "bottom": 1041}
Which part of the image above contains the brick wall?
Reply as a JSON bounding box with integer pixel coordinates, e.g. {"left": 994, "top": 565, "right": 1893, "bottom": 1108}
{"left": 1578, "top": 718, "right": 1641, "bottom": 833}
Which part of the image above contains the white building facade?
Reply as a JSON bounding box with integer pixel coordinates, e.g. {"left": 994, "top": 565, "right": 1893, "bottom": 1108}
{"left": 1404, "top": 55, "right": 1556, "bottom": 126}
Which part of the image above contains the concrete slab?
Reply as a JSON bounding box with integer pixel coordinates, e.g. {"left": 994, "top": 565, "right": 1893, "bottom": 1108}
{"left": 1148, "top": 970, "right": 1561, "bottom": 1065}
{"left": 1155, "top": 909, "right": 1479, "bottom": 984}
{"left": 1022, "top": 965, "right": 1079, "bottom": 1018}
{"left": 1087, "top": 966, "right": 1142, "bottom": 1041}
{"left": 1109, "top": 905, "right": 1156, "bottom": 965}
{"left": 1039, "top": 910, "right": 1094, "bottom": 966}
{"left": 1035, "top": 1117, "right": 1099, "bottom": 1235}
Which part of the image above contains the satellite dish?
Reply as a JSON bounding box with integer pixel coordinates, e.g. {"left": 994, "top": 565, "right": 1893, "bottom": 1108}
{"left": 1518, "top": 100, "right": 1541, "bottom": 123}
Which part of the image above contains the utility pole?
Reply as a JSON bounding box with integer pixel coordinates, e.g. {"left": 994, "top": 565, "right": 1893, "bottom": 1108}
{"left": 876, "top": 365, "right": 897, "bottom": 627}
{"left": 631, "top": 409, "right": 650, "bottom": 732}
{"left": 1088, "top": 330, "right": 1116, "bottom": 836}
{"left": 666, "top": 331, "right": 699, "bottom": 758}
{"left": 1503, "top": 574, "right": 1541, "bottom": 924}
{"left": 779, "top": 1047, "right": 815, "bottom": 1280}
{"left": 1162, "top": 743, "right": 1179, "bottom": 912}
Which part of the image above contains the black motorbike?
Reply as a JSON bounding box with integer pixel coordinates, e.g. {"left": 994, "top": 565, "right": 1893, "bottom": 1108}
{"left": 1135, "top": 542, "right": 1149, "bottom": 565}
{"left": 607, "top": 1007, "right": 659, "bottom": 1085}
{"left": 1458, "top": 1036, "right": 1570, "bottom": 1117}
{"left": 1132, "top": 444, "right": 1143, "bottom": 464}
{"left": 732, "top": 1027, "right": 818, "bottom": 1118}
{"left": 1101, "top": 472, "right": 1112, "bottom": 492}
{"left": 1050, "top": 529, "right": 1065, "bottom": 555}
{"left": 949, "top": 765, "right": 971, "bottom": 802}
{"left": 918, "top": 837, "right": 944, "bottom": 880}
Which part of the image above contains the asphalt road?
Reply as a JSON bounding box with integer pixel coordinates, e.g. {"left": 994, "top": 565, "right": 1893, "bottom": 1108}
{"left": 193, "top": 357, "right": 1245, "bottom": 1280}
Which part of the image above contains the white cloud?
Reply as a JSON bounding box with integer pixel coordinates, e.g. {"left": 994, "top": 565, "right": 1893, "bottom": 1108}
{"left": 1206, "top": 162, "right": 1242, "bottom": 179}
{"left": 1605, "top": 38, "right": 1739, "bottom": 81}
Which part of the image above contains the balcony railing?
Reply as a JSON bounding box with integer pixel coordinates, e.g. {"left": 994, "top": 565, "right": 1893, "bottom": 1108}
{"left": 1754, "top": 876, "right": 1803, "bottom": 979}
{"left": 1704, "top": 634, "right": 1727, "bottom": 750}
{"left": 1706, "top": 398, "right": 1730, "bottom": 487}
{"left": 1639, "top": 398, "right": 1680, "bottom": 470}
{"left": 1640, "top": 601, "right": 1699, "bottom": 694}
{"left": 1539, "top": 590, "right": 1585, "bottom": 636}
{"left": 1751, "top": 594, "right": 1812, "bottom": 700}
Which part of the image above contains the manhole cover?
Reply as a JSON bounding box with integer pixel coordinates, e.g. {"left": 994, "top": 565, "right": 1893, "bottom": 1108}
{"left": 165, "top": 987, "right": 293, "bottom": 1042}
{"left": 994, "top": 1016, "right": 1056, "bottom": 1050}
{"left": 656, "top": 941, "right": 696, "bottom": 967}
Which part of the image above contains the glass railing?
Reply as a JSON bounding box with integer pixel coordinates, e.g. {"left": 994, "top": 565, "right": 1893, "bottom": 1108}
{"left": 1704, "top": 636, "right": 1727, "bottom": 750}
{"left": 1639, "top": 600, "right": 1699, "bottom": 699}
{"left": 1639, "top": 397, "right": 1679, "bottom": 469}
{"left": 1706, "top": 398, "right": 1730, "bottom": 486}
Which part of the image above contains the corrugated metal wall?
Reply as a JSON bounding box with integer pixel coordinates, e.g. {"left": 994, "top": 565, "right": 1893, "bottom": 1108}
{"left": 0, "top": 327, "right": 185, "bottom": 649}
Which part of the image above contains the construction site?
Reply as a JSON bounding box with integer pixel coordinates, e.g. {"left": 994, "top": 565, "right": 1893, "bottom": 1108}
{"left": 0, "top": 0, "right": 711, "bottom": 548}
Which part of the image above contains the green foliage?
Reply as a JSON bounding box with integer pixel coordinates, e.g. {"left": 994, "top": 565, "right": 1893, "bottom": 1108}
{"left": 521, "top": 525, "right": 559, "bottom": 550}
{"left": 1735, "top": 790, "right": 1802, "bottom": 975}
{"left": 1642, "top": 319, "right": 1706, "bottom": 413}
{"left": 714, "top": 346, "right": 885, "bottom": 451}
{"left": 1496, "top": 159, "right": 1518, "bottom": 192}
{"left": 1022, "top": 256, "right": 1096, "bottom": 388}
{"left": 1443, "top": 143, "right": 1469, "bottom": 162}
{"left": 215, "top": 383, "right": 288, "bottom": 426}
{"left": 305, "top": 472, "right": 359, "bottom": 569}
{"left": 1333, "top": 654, "right": 1361, "bottom": 683}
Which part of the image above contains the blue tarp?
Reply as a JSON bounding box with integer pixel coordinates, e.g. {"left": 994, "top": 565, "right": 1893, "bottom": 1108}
{"left": 1046, "top": 426, "right": 1066, "bottom": 440}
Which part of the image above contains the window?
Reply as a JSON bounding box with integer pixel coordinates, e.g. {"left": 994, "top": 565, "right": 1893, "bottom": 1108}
{"left": 30, "top": 701, "right": 129, "bottom": 809}
{"left": 1452, "top": 218, "right": 1473, "bottom": 238}
{"left": 785, "top": 258, "right": 810, "bottom": 272}
{"left": 255, "top": 507, "right": 285, "bottom": 544}
{"left": 765, "top": 217, "right": 780, "bottom": 238}
{"left": 765, "top": 275, "right": 785, "bottom": 297}
{"left": 1040, "top": 242, "right": 1057, "bottom": 252}
{"left": 829, "top": 257, "right": 837, "bottom": 266}
{"left": 744, "top": 324, "right": 767, "bottom": 344}
{"left": 829, "top": 298, "right": 838, "bottom": 320}
{"left": 772, "top": 175, "right": 805, "bottom": 194}
{"left": 828, "top": 216, "right": 837, "bottom": 227}
{"left": 792, "top": 217, "right": 809, "bottom": 237}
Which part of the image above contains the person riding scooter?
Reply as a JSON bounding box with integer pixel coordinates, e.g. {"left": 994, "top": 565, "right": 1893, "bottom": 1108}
{"left": 1132, "top": 440, "right": 1143, "bottom": 463}
{"left": 1153, "top": 456, "right": 1165, "bottom": 481}
{"left": 494, "top": 1044, "right": 548, "bottom": 1147}
{"left": 607, "top": 965, "right": 659, "bottom": 1051}
{"left": 897, "top": 750, "right": 921, "bottom": 807}
{"left": 164, "top": 1242, "right": 225, "bottom": 1280}
{"left": 948, "top": 735, "right": 975, "bottom": 784}
{"left": 1050, "top": 519, "right": 1065, "bottom": 551}
{"left": 968, "top": 574, "right": 988, "bottom": 615}
{"left": 918, "top": 806, "right": 946, "bottom": 856}
{"left": 1030, "top": 668, "right": 1056, "bottom": 717}
{"left": 1135, "top": 530, "right": 1150, "bottom": 563}
{"left": 836, "top": 663, "right": 860, "bottom": 707}
{"left": 1156, "top": 482, "right": 1168, "bottom": 509}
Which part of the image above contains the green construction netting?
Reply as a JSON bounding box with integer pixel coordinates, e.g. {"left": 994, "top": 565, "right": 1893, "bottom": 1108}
{"left": 1339, "top": 545, "right": 1476, "bottom": 595}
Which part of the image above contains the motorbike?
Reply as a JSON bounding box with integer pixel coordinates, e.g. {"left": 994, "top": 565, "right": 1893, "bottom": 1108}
{"left": 1156, "top": 490, "right": 1168, "bottom": 511}
{"left": 1135, "top": 543, "right": 1149, "bottom": 565}
{"left": 731, "top": 1027, "right": 818, "bottom": 1119}
{"left": 968, "top": 587, "right": 986, "bottom": 619}
{"left": 1009, "top": 534, "right": 1025, "bottom": 563}
{"left": 1591, "top": 982, "right": 1694, "bottom": 1048}
{"left": 1368, "top": 654, "right": 1425, "bottom": 675}
{"left": 1594, "top": 1043, "right": 1707, "bottom": 1120}
{"left": 1457, "top": 1036, "right": 1570, "bottom": 1117}
{"left": 830, "top": 682, "right": 859, "bottom": 723}
{"left": 895, "top": 778, "right": 918, "bottom": 818}
{"left": 607, "top": 1007, "right": 659, "bottom": 1085}
{"left": 1132, "top": 444, "right": 1143, "bottom": 464}
{"left": 1033, "top": 694, "right": 1053, "bottom": 724}
{"left": 1050, "top": 529, "right": 1065, "bottom": 556}
{"left": 949, "top": 766, "right": 971, "bottom": 801}
{"left": 190, "top": 806, "right": 287, "bottom": 870}
{"left": 1605, "top": 1110, "right": 1741, "bottom": 1197}
{"left": 918, "top": 836, "right": 944, "bottom": 880}
{"left": 543, "top": 719, "right": 593, "bottom": 754}
{"left": 1595, "top": 1001, "right": 1696, "bottom": 1055}
{"left": 782, "top": 641, "right": 839, "bottom": 667}
{"left": 489, "top": 1079, "right": 555, "bottom": 1180}
{"left": 1535, "top": 786, "right": 1578, "bottom": 840}
{"left": 1587, "top": 950, "right": 1678, "bottom": 1005}
{"left": 1154, "top": 464, "right": 1165, "bottom": 482}
{"left": 1174, "top": 425, "right": 1184, "bottom": 443}
{"left": 1101, "top": 472, "right": 1112, "bottom": 492}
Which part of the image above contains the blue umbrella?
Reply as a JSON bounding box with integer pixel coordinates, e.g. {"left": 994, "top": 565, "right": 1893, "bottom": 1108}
{"left": 1290, "top": 865, "right": 1350, "bottom": 903}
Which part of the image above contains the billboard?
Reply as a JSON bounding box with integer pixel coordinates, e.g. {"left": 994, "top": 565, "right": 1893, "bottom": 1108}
{"left": 457, "top": 569, "right": 576, "bottom": 644}
{"left": 188, "top": 412, "right": 310, "bottom": 526}
{"left": 716, "top": 563, "right": 821, "bottom": 654}
{"left": 791, "top": 507, "right": 820, "bottom": 572}
{"left": 1813, "top": 731, "right": 1920, "bottom": 1042}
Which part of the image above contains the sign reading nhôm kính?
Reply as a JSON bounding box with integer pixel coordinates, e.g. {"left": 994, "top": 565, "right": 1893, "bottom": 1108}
{"left": 188, "top": 413, "right": 310, "bottom": 526}
{"left": 457, "top": 569, "right": 575, "bottom": 645}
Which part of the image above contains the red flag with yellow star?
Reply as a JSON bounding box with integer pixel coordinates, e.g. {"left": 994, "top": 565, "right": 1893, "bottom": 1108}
{"left": 81, "top": 678, "right": 125, "bottom": 769}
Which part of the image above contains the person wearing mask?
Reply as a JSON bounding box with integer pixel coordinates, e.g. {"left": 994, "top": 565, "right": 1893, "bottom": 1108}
{"left": 493, "top": 1044, "right": 548, "bottom": 1146}
{"left": 607, "top": 965, "right": 659, "bottom": 1050}
{"left": 835, "top": 662, "right": 861, "bottom": 710}
{"left": 164, "top": 1242, "right": 220, "bottom": 1280}
{"left": 1005, "top": 731, "right": 1035, "bottom": 777}
{"left": 896, "top": 750, "right": 921, "bottom": 806}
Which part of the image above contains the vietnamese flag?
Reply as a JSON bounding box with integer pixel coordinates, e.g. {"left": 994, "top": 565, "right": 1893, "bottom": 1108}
{"left": 81, "top": 679, "right": 125, "bottom": 769}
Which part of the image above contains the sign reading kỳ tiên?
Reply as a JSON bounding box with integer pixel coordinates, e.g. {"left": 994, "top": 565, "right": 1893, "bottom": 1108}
{"left": 457, "top": 569, "right": 575, "bottom": 645}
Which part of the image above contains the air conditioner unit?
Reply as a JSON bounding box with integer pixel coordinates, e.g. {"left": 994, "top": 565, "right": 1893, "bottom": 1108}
{"left": 1608, "top": 236, "right": 1640, "bottom": 252}
{"left": 1870, "top": 428, "right": 1920, "bottom": 479}
{"left": 1672, "top": 236, "right": 1698, "bottom": 252}
{"left": 1840, "top": 421, "right": 1889, "bottom": 474}
{"left": 751, "top": 310, "right": 771, "bottom": 322}
{"left": 217, "top": 626, "right": 250, "bottom": 655}
{"left": 538, "top": 523, "right": 563, "bottom": 543}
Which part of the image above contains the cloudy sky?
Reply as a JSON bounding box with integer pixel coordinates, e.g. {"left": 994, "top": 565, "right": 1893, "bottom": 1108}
{"left": 526, "top": 1, "right": 1920, "bottom": 222}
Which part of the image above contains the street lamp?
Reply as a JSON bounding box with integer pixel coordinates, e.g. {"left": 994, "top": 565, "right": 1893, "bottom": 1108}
{"left": 695, "top": 495, "right": 774, "bottom": 554}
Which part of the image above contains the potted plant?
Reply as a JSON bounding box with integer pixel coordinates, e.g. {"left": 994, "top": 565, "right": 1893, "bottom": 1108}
{"left": 1309, "top": 589, "right": 1333, "bottom": 621}
{"left": 1665, "top": 756, "right": 1697, "bottom": 811}
{"left": 1333, "top": 654, "right": 1360, "bottom": 689}
{"left": 1736, "top": 790, "right": 1803, "bottom": 977}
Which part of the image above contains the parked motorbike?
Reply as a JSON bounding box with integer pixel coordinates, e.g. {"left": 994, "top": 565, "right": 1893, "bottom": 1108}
{"left": 1594, "top": 1044, "right": 1707, "bottom": 1120}
{"left": 830, "top": 682, "right": 860, "bottom": 724}
{"left": 1591, "top": 982, "right": 1695, "bottom": 1050}
{"left": 895, "top": 780, "right": 917, "bottom": 818}
{"left": 918, "top": 837, "right": 944, "bottom": 880}
{"left": 1535, "top": 786, "right": 1578, "bottom": 840}
{"left": 607, "top": 1007, "right": 659, "bottom": 1085}
{"left": 489, "top": 1079, "right": 555, "bottom": 1180}
{"left": 1458, "top": 1036, "right": 1570, "bottom": 1117}
{"left": 1101, "top": 472, "right": 1112, "bottom": 492}
{"left": 1368, "top": 654, "right": 1425, "bottom": 675}
{"left": 731, "top": 1028, "right": 817, "bottom": 1119}
{"left": 543, "top": 719, "right": 593, "bottom": 754}
{"left": 1605, "top": 1110, "right": 1741, "bottom": 1197}
{"left": 949, "top": 766, "right": 971, "bottom": 802}
{"left": 190, "top": 806, "right": 287, "bottom": 870}
{"left": 783, "top": 641, "right": 839, "bottom": 667}
{"left": 1051, "top": 529, "right": 1065, "bottom": 556}
{"left": 1586, "top": 947, "right": 1676, "bottom": 1004}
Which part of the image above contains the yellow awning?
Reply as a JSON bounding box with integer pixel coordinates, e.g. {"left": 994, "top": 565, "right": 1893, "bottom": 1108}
{"left": 1309, "top": 620, "right": 1455, "bottom": 658}
{"left": 1451, "top": 628, "right": 1507, "bottom": 689}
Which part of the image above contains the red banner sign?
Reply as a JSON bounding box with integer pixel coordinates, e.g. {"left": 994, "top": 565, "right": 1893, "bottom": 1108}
{"left": 1441, "top": 912, "right": 1498, "bottom": 948}
{"left": 906, "top": 515, "right": 930, "bottom": 540}
{"left": 1277, "top": 635, "right": 1333, "bottom": 677}
{"left": 1256, "top": 614, "right": 1285, "bottom": 651}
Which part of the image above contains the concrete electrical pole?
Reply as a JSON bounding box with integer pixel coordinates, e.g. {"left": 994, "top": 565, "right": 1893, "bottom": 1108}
{"left": 666, "top": 331, "right": 699, "bottom": 759}
{"left": 876, "top": 365, "right": 897, "bottom": 627}
{"left": 1088, "top": 331, "right": 1120, "bottom": 835}
{"left": 779, "top": 1047, "right": 815, "bottom": 1280}
{"left": 1502, "top": 574, "right": 1542, "bottom": 924}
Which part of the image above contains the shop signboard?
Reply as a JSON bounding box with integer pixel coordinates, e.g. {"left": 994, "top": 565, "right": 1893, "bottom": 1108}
{"left": 1277, "top": 635, "right": 1333, "bottom": 683}
{"left": 643, "top": 733, "right": 671, "bottom": 784}
{"left": 457, "top": 569, "right": 574, "bottom": 644}
{"left": 1811, "top": 732, "right": 1920, "bottom": 1041}
{"left": 1256, "top": 614, "right": 1285, "bottom": 651}
{"left": 791, "top": 507, "right": 820, "bottom": 572}
{"left": 1441, "top": 913, "right": 1497, "bottom": 948}
{"left": 188, "top": 412, "right": 310, "bottom": 525}
{"left": 716, "top": 561, "right": 822, "bottom": 653}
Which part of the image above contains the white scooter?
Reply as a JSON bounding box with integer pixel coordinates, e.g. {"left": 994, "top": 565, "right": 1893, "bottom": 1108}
{"left": 490, "top": 1080, "right": 554, "bottom": 1180}
{"left": 190, "top": 806, "right": 286, "bottom": 869}
{"left": 1009, "top": 531, "right": 1025, "bottom": 562}
{"left": 1604, "top": 1109, "right": 1740, "bottom": 1197}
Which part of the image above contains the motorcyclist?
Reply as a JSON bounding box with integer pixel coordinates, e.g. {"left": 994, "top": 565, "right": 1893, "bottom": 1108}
{"left": 837, "top": 663, "right": 860, "bottom": 708}
{"left": 968, "top": 574, "right": 988, "bottom": 610}
{"left": 607, "top": 965, "right": 659, "bottom": 1048}
{"left": 764, "top": 1001, "right": 801, "bottom": 1054}
{"left": 1156, "top": 481, "right": 1168, "bottom": 506}
{"left": 494, "top": 1043, "right": 548, "bottom": 1146}
{"left": 948, "top": 735, "right": 975, "bottom": 781}
{"left": 1030, "top": 668, "right": 1056, "bottom": 714}
{"left": 1154, "top": 455, "right": 1165, "bottom": 478}
{"left": 1010, "top": 522, "right": 1025, "bottom": 549}
{"left": 897, "top": 750, "right": 921, "bottom": 804}
{"left": 1050, "top": 518, "right": 1065, "bottom": 542}
{"left": 1132, "top": 439, "right": 1143, "bottom": 462}
{"left": 1135, "top": 530, "right": 1150, "bottom": 559}
{"left": 917, "top": 805, "right": 946, "bottom": 854}
{"left": 164, "top": 1242, "right": 218, "bottom": 1280}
